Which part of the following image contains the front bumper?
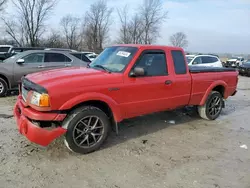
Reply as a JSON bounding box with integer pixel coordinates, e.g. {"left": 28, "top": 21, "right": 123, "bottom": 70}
{"left": 13, "top": 95, "right": 67, "bottom": 146}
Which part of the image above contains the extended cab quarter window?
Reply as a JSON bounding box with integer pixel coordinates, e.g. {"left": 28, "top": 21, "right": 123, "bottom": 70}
{"left": 171, "top": 50, "right": 187, "bottom": 74}
{"left": 134, "top": 51, "right": 168, "bottom": 76}
{"left": 45, "top": 53, "right": 71, "bottom": 62}
{"left": 23, "top": 53, "right": 44, "bottom": 63}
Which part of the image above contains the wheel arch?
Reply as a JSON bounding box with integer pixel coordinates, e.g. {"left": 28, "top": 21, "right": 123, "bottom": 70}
{"left": 0, "top": 74, "right": 10, "bottom": 89}
{"left": 59, "top": 92, "right": 123, "bottom": 123}
{"left": 199, "top": 81, "right": 227, "bottom": 106}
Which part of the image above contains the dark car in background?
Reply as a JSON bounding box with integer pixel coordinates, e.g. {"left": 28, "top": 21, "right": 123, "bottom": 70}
{"left": 0, "top": 50, "right": 88, "bottom": 97}
{"left": 239, "top": 60, "right": 250, "bottom": 76}
{"left": 70, "top": 52, "right": 92, "bottom": 63}
{"left": 0, "top": 45, "right": 15, "bottom": 61}
{"left": 13, "top": 47, "right": 46, "bottom": 54}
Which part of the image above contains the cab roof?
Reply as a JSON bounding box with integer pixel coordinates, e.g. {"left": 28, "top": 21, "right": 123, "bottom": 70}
{"left": 112, "top": 44, "right": 184, "bottom": 51}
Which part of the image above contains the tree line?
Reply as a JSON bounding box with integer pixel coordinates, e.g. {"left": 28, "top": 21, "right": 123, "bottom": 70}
{"left": 0, "top": 0, "right": 188, "bottom": 53}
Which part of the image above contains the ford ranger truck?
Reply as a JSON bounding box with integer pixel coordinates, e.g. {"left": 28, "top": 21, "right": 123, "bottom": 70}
{"left": 14, "top": 45, "right": 238, "bottom": 154}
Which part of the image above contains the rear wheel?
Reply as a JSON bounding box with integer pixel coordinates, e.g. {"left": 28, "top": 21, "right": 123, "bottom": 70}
{"left": 198, "top": 91, "right": 223, "bottom": 120}
{"left": 63, "top": 106, "right": 110, "bottom": 154}
{"left": 0, "top": 78, "right": 8, "bottom": 97}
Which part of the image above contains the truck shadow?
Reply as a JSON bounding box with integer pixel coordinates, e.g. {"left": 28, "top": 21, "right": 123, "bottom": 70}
{"left": 102, "top": 107, "right": 201, "bottom": 150}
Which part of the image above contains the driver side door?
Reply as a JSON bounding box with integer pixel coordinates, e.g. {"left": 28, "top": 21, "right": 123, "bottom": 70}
{"left": 122, "top": 50, "right": 174, "bottom": 118}
{"left": 13, "top": 52, "right": 47, "bottom": 85}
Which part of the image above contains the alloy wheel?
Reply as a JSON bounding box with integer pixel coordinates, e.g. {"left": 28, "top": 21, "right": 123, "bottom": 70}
{"left": 72, "top": 116, "right": 104, "bottom": 148}
{"left": 208, "top": 96, "right": 222, "bottom": 117}
{"left": 0, "top": 82, "right": 3, "bottom": 94}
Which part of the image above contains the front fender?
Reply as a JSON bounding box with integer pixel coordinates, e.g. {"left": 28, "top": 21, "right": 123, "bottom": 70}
{"left": 59, "top": 92, "right": 123, "bottom": 122}
{"left": 199, "top": 80, "right": 227, "bottom": 106}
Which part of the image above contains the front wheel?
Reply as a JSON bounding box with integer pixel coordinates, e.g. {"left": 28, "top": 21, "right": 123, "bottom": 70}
{"left": 198, "top": 91, "right": 223, "bottom": 120}
{"left": 63, "top": 106, "right": 111, "bottom": 154}
{"left": 0, "top": 78, "right": 8, "bottom": 97}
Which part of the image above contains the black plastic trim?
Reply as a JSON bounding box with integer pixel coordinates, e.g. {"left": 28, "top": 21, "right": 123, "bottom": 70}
{"left": 189, "top": 66, "right": 236, "bottom": 73}
{"left": 21, "top": 77, "right": 48, "bottom": 94}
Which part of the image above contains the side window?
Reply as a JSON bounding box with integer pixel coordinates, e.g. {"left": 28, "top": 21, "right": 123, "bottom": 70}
{"left": 210, "top": 57, "right": 219, "bottom": 63}
{"left": 193, "top": 57, "right": 202, "bottom": 64}
{"left": 70, "top": 53, "right": 81, "bottom": 60}
{"left": 44, "top": 53, "right": 71, "bottom": 62}
{"left": 81, "top": 55, "right": 91, "bottom": 62}
{"left": 23, "top": 53, "right": 44, "bottom": 63}
{"left": 171, "top": 50, "right": 187, "bottom": 74}
{"left": 202, "top": 56, "right": 212, "bottom": 64}
{"left": 134, "top": 52, "right": 168, "bottom": 76}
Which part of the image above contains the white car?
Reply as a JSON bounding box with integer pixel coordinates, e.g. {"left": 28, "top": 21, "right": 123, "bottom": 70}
{"left": 82, "top": 51, "right": 98, "bottom": 61}
{"left": 225, "top": 56, "right": 244, "bottom": 67}
{"left": 186, "top": 54, "right": 223, "bottom": 67}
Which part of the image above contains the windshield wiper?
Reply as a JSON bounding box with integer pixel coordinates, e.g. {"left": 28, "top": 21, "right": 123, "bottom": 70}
{"left": 93, "top": 65, "right": 111, "bottom": 73}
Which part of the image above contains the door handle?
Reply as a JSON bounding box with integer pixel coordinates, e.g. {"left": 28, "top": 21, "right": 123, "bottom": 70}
{"left": 37, "top": 65, "right": 45, "bottom": 68}
{"left": 165, "top": 80, "right": 172, "bottom": 85}
{"left": 65, "top": 63, "right": 72, "bottom": 67}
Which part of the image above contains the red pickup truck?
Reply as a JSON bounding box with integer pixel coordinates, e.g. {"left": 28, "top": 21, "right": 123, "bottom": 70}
{"left": 14, "top": 45, "right": 238, "bottom": 154}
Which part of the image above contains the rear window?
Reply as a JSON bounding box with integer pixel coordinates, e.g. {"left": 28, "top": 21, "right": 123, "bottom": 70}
{"left": 70, "top": 53, "right": 91, "bottom": 62}
{"left": 71, "top": 53, "right": 81, "bottom": 59}
{"left": 171, "top": 50, "right": 187, "bottom": 74}
{"left": 0, "top": 47, "right": 10, "bottom": 52}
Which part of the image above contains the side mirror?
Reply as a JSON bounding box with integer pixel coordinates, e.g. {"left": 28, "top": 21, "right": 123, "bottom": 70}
{"left": 130, "top": 67, "right": 145, "bottom": 77}
{"left": 192, "top": 61, "right": 198, "bottom": 65}
{"left": 16, "top": 59, "right": 25, "bottom": 64}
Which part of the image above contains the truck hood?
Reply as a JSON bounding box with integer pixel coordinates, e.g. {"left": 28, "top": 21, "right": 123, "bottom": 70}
{"left": 227, "top": 59, "right": 237, "bottom": 62}
{"left": 26, "top": 66, "right": 123, "bottom": 89}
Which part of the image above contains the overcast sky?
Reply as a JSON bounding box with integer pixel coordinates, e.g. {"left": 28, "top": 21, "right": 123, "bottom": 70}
{"left": 4, "top": 0, "right": 250, "bottom": 54}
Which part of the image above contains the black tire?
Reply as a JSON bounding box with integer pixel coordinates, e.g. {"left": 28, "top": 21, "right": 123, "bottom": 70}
{"left": 198, "top": 91, "right": 223, "bottom": 120}
{"left": 0, "top": 78, "right": 8, "bottom": 97}
{"left": 63, "top": 106, "right": 110, "bottom": 154}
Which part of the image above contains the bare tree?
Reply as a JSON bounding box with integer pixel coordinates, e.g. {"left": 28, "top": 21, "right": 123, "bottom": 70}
{"left": 60, "top": 15, "right": 83, "bottom": 50}
{"left": 2, "top": 19, "right": 25, "bottom": 46}
{"left": 170, "top": 32, "right": 188, "bottom": 48}
{"left": 139, "top": 0, "right": 168, "bottom": 44}
{"left": 83, "top": 0, "right": 113, "bottom": 52}
{"left": 116, "top": 5, "right": 144, "bottom": 44}
{"left": 117, "top": 5, "right": 130, "bottom": 44}
{"left": 0, "top": 0, "right": 7, "bottom": 12}
{"left": 3, "top": 0, "right": 57, "bottom": 47}
{"left": 42, "top": 29, "right": 65, "bottom": 48}
{"left": 127, "top": 14, "right": 144, "bottom": 44}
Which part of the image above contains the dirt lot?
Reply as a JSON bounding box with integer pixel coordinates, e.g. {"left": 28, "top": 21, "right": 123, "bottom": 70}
{"left": 0, "top": 76, "right": 250, "bottom": 188}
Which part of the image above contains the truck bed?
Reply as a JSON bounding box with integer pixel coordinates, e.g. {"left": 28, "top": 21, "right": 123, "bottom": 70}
{"left": 189, "top": 66, "right": 236, "bottom": 73}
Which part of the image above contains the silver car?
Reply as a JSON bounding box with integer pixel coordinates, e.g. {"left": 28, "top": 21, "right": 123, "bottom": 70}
{"left": 0, "top": 50, "right": 88, "bottom": 97}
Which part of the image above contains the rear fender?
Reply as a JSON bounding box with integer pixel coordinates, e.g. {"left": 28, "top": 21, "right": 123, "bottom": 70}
{"left": 59, "top": 92, "right": 123, "bottom": 122}
{"left": 199, "top": 81, "right": 227, "bottom": 106}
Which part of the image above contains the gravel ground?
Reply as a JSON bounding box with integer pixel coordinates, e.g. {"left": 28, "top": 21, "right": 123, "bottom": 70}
{"left": 0, "top": 76, "right": 250, "bottom": 188}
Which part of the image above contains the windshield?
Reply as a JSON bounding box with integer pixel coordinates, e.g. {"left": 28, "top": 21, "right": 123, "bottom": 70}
{"left": 89, "top": 46, "right": 138, "bottom": 72}
{"left": 186, "top": 56, "right": 194, "bottom": 63}
{"left": 2, "top": 52, "right": 24, "bottom": 63}
{"left": 0, "top": 47, "right": 10, "bottom": 53}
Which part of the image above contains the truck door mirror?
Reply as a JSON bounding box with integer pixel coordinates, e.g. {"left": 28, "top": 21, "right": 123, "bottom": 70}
{"left": 130, "top": 67, "right": 145, "bottom": 77}
{"left": 16, "top": 58, "right": 25, "bottom": 64}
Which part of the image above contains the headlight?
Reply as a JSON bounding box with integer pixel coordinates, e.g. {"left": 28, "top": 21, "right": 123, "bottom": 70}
{"left": 30, "top": 91, "right": 50, "bottom": 107}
